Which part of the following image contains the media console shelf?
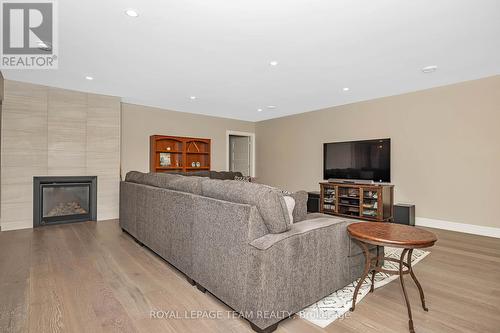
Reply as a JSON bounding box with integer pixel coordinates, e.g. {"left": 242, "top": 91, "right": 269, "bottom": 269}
{"left": 320, "top": 182, "right": 394, "bottom": 222}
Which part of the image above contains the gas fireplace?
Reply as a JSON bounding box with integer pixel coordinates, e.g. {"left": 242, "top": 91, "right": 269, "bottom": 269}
{"left": 33, "top": 176, "right": 97, "bottom": 227}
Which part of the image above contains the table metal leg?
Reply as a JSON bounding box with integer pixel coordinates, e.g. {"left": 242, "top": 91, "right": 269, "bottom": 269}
{"left": 370, "top": 245, "right": 380, "bottom": 292}
{"left": 407, "top": 249, "right": 429, "bottom": 311}
{"left": 399, "top": 248, "right": 415, "bottom": 333}
{"left": 350, "top": 241, "right": 372, "bottom": 312}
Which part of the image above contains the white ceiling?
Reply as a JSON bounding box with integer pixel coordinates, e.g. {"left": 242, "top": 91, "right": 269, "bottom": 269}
{"left": 3, "top": 0, "right": 500, "bottom": 121}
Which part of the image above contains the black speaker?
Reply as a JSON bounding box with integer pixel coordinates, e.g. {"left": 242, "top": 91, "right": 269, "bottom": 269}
{"left": 307, "top": 191, "right": 320, "bottom": 213}
{"left": 394, "top": 204, "right": 415, "bottom": 226}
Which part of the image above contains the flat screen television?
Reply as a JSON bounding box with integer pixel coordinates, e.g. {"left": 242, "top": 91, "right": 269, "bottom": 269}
{"left": 323, "top": 139, "right": 391, "bottom": 182}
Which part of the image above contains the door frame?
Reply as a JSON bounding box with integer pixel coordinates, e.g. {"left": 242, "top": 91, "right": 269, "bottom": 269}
{"left": 226, "top": 130, "right": 256, "bottom": 177}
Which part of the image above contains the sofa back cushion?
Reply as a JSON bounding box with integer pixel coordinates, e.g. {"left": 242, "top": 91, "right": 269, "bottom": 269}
{"left": 155, "top": 170, "right": 241, "bottom": 180}
{"left": 186, "top": 170, "right": 211, "bottom": 178}
{"left": 167, "top": 176, "right": 203, "bottom": 195}
{"left": 209, "top": 171, "right": 243, "bottom": 180}
{"left": 142, "top": 172, "right": 182, "bottom": 188}
{"left": 201, "top": 179, "right": 291, "bottom": 234}
{"left": 168, "top": 170, "right": 210, "bottom": 178}
{"left": 125, "top": 171, "right": 203, "bottom": 195}
{"left": 125, "top": 171, "right": 148, "bottom": 184}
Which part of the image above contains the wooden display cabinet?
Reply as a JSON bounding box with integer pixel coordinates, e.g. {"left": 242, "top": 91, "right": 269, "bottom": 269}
{"left": 150, "top": 135, "right": 211, "bottom": 173}
{"left": 320, "top": 182, "right": 394, "bottom": 222}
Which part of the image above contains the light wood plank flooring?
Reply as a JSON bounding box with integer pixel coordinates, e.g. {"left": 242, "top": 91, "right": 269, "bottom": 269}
{"left": 1, "top": 220, "right": 499, "bottom": 333}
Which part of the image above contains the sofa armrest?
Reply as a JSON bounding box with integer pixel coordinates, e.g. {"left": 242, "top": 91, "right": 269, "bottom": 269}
{"left": 250, "top": 216, "right": 347, "bottom": 250}
{"left": 246, "top": 216, "right": 360, "bottom": 329}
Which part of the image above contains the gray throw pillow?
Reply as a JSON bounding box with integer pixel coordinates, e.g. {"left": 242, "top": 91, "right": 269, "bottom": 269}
{"left": 255, "top": 184, "right": 306, "bottom": 223}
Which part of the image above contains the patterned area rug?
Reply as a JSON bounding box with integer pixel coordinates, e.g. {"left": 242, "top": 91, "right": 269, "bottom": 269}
{"left": 298, "top": 247, "right": 430, "bottom": 328}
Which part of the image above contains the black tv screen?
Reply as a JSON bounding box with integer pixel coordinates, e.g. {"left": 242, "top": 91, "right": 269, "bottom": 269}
{"left": 323, "top": 139, "right": 391, "bottom": 182}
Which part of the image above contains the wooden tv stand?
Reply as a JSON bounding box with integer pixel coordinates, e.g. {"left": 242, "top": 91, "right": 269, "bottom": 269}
{"left": 320, "top": 181, "right": 394, "bottom": 222}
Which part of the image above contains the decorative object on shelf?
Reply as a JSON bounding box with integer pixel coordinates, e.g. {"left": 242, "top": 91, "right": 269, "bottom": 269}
{"left": 196, "top": 161, "right": 201, "bottom": 167}
{"left": 362, "top": 202, "right": 378, "bottom": 209}
{"left": 348, "top": 188, "right": 359, "bottom": 197}
{"left": 364, "top": 190, "right": 378, "bottom": 199}
{"left": 191, "top": 162, "right": 196, "bottom": 167}
{"left": 159, "top": 153, "right": 171, "bottom": 166}
{"left": 363, "top": 210, "right": 377, "bottom": 217}
{"left": 166, "top": 147, "right": 171, "bottom": 151}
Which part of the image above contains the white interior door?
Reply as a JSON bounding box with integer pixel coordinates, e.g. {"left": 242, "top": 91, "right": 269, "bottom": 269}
{"left": 229, "top": 135, "right": 251, "bottom": 176}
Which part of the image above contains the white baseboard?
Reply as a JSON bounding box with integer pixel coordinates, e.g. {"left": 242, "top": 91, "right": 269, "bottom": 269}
{"left": 416, "top": 217, "right": 500, "bottom": 238}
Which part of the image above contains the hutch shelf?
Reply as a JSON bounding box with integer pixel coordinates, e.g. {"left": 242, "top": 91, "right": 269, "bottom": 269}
{"left": 150, "top": 135, "right": 211, "bottom": 173}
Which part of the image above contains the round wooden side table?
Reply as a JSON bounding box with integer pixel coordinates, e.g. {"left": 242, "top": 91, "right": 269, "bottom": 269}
{"left": 347, "top": 222, "right": 437, "bottom": 333}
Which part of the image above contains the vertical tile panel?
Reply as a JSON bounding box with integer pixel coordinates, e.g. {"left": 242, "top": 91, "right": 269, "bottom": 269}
{"left": 86, "top": 94, "right": 121, "bottom": 220}
{"left": 47, "top": 88, "right": 87, "bottom": 175}
{"left": 0, "top": 81, "right": 48, "bottom": 230}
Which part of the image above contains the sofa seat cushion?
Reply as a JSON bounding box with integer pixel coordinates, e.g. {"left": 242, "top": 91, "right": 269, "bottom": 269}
{"left": 201, "top": 179, "right": 291, "bottom": 233}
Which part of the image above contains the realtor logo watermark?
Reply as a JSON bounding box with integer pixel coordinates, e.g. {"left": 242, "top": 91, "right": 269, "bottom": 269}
{"left": 1, "top": 0, "right": 58, "bottom": 69}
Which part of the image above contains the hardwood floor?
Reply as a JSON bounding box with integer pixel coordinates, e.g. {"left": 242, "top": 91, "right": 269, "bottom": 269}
{"left": 1, "top": 220, "right": 499, "bottom": 333}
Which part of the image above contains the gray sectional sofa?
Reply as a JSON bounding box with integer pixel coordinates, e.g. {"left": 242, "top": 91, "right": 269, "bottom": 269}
{"left": 119, "top": 171, "right": 373, "bottom": 333}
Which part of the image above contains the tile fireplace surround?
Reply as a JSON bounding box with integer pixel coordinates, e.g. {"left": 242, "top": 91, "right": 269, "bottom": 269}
{"left": 0, "top": 80, "right": 121, "bottom": 231}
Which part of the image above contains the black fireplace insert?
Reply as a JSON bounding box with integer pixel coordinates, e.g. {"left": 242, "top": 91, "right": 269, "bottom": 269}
{"left": 33, "top": 176, "right": 97, "bottom": 227}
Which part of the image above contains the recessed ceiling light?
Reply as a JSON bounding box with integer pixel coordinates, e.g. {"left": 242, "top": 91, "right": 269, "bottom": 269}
{"left": 342, "top": 87, "right": 350, "bottom": 92}
{"left": 257, "top": 108, "right": 263, "bottom": 112}
{"left": 267, "top": 105, "right": 276, "bottom": 109}
{"left": 85, "top": 76, "right": 94, "bottom": 81}
{"left": 422, "top": 65, "right": 438, "bottom": 73}
{"left": 124, "top": 9, "right": 139, "bottom": 17}
{"left": 269, "top": 61, "right": 278, "bottom": 66}
{"left": 189, "top": 96, "right": 197, "bottom": 100}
